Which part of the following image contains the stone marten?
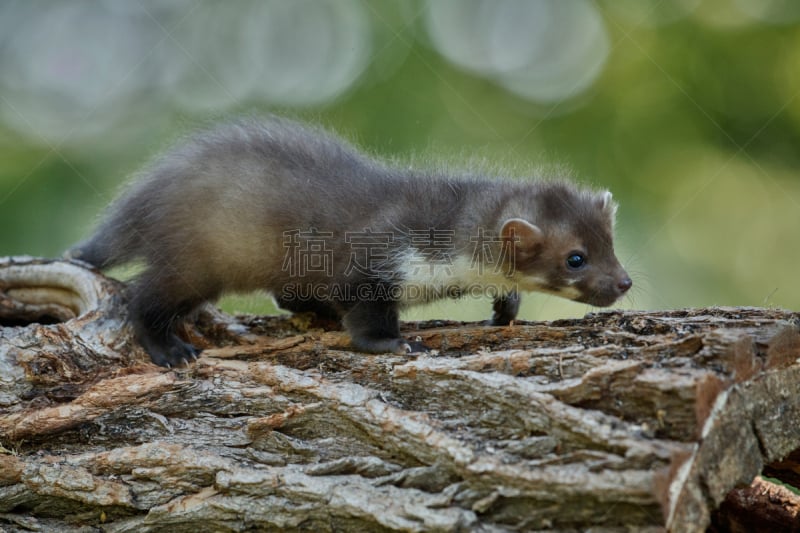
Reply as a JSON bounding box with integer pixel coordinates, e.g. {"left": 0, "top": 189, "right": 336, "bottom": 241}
{"left": 67, "top": 117, "right": 632, "bottom": 366}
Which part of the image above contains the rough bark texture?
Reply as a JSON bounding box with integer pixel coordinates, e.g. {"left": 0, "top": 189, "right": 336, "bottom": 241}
{"left": 0, "top": 256, "right": 798, "bottom": 532}
{"left": 710, "top": 476, "right": 800, "bottom": 533}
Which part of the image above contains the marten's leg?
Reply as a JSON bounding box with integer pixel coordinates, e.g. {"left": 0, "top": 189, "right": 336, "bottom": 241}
{"left": 342, "top": 298, "right": 426, "bottom": 355}
{"left": 128, "top": 268, "right": 217, "bottom": 367}
{"left": 490, "top": 291, "right": 520, "bottom": 326}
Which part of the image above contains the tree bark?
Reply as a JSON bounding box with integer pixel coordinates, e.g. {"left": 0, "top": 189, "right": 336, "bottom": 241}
{"left": 0, "top": 256, "right": 798, "bottom": 532}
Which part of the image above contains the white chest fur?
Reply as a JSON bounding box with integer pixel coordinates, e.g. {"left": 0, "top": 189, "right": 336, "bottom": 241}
{"left": 396, "top": 250, "right": 518, "bottom": 306}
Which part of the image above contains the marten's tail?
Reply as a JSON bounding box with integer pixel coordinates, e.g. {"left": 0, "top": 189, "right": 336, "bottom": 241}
{"left": 64, "top": 210, "right": 144, "bottom": 269}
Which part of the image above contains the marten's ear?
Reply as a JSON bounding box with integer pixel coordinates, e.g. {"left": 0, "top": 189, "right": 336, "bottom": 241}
{"left": 500, "top": 218, "right": 543, "bottom": 252}
{"left": 598, "top": 190, "right": 617, "bottom": 219}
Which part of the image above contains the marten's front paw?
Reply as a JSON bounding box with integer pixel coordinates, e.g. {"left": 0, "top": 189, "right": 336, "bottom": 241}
{"left": 401, "top": 339, "right": 430, "bottom": 354}
{"left": 385, "top": 338, "right": 430, "bottom": 355}
{"left": 350, "top": 335, "right": 429, "bottom": 355}
{"left": 140, "top": 333, "right": 201, "bottom": 367}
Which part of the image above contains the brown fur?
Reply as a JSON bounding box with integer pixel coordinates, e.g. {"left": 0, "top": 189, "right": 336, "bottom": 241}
{"left": 68, "top": 117, "right": 631, "bottom": 366}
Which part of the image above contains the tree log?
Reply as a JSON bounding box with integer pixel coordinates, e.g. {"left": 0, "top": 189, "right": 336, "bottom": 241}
{"left": 710, "top": 476, "right": 800, "bottom": 533}
{"left": 0, "top": 256, "right": 798, "bottom": 532}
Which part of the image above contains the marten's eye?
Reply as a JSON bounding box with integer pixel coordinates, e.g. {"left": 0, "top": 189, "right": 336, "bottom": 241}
{"left": 566, "top": 253, "right": 586, "bottom": 269}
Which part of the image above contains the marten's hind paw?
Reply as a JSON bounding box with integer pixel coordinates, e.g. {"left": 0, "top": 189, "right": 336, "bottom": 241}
{"left": 140, "top": 333, "right": 201, "bottom": 367}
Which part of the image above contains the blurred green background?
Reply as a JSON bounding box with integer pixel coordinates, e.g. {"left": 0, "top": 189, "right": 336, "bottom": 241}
{"left": 1, "top": 0, "right": 798, "bottom": 322}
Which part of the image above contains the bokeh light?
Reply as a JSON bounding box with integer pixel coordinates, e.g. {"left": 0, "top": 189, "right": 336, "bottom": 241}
{"left": 425, "top": 0, "right": 609, "bottom": 104}
{"left": 0, "top": 1, "right": 155, "bottom": 143}
{"left": 602, "top": 0, "right": 701, "bottom": 27}
{"left": 733, "top": 0, "right": 800, "bottom": 25}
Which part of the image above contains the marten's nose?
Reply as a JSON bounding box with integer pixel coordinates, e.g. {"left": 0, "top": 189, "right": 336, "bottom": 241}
{"left": 618, "top": 277, "right": 632, "bottom": 293}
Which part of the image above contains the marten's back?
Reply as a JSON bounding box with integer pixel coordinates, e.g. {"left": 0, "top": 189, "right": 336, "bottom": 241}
{"left": 68, "top": 118, "right": 494, "bottom": 292}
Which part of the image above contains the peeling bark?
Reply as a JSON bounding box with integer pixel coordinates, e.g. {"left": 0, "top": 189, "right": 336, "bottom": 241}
{"left": 710, "top": 476, "right": 800, "bottom": 532}
{"left": 0, "top": 257, "right": 799, "bottom": 532}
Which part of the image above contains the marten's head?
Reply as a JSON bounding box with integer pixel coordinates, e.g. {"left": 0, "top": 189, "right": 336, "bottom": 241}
{"left": 501, "top": 182, "right": 631, "bottom": 307}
